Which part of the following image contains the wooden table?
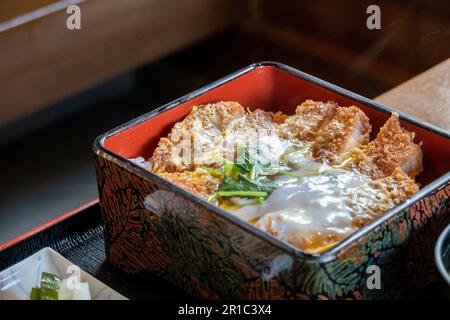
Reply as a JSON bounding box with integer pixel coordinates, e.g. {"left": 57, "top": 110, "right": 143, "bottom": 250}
{"left": 375, "top": 58, "right": 450, "bottom": 132}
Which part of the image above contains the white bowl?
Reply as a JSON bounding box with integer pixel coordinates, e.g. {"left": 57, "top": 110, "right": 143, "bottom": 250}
{"left": 435, "top": 224, "right": 450, "bottom": 291}
{"left": 0, "top": 247, "right": 127, "bottom": 300}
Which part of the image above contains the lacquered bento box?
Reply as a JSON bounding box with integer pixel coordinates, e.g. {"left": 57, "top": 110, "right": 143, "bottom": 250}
{"left": 93, "top": 62, "right": 450, "bottom": 299}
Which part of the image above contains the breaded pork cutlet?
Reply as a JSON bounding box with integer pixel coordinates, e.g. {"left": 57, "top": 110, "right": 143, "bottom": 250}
{"left": 357, "top": 113, "right": 423, "bottom": 179}
{"left": 151, "top": 101, "right": 245, "bottom": 173}
{"left": 157, "top": 171, "right": 220, "bottom": 200}
{"left": 151, "top": 101, "right": 289, "bottom": 173}
{"left": 350, "top": 167, "right": 420, "bottom": 227}
{"left": 223, "top": 108, "right": 290, "bottom": 166}
{"left": 313, "top": 106, "right": 372, "bottom": 164}
{"left": 278, "top": 100, "right": 337, "bottom": 142}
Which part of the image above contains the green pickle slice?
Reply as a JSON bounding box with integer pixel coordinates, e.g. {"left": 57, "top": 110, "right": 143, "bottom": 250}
{"left": 30, "top": 287, "right": 41, "bottom": 300}
{"left": 39, "top": 272, "right": 61, "bottom": 300}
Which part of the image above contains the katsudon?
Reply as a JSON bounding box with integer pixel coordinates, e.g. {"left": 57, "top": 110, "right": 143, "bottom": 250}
{"left": 143, "top": 100, "right": 423, "bottom": 253}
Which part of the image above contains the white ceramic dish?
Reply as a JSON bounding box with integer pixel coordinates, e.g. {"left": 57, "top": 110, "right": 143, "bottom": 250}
{"left": 0, "top": 247, "right": 127, "bottom": 300}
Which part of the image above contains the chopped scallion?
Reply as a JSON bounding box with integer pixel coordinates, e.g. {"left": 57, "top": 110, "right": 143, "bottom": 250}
{"left": 200, "top": 166, "right": 224, "bottom": 177}
{"left": 216, "top": 191, "right": 268, "bottom": 198}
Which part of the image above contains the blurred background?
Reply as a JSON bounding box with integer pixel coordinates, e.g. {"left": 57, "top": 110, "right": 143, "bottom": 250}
{"left": 0, "top": 0, "right": 449, "bottom": 243}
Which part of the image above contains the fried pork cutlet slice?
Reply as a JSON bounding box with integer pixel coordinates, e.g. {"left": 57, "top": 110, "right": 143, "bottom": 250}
{"left": 151, "top": 101, "right": 245, "bottom": 173}
{"left": 350, "top": 167, "right": 420, "bottom": 227}
{"left": 313, "top": 106, "right": 371, "bottom": 164}
{"left": 357, "top": 113, "right": 423, "bottom": 179}
{"left": 278, "top": 100, "right": 337, "bottom": 142}
{"left": 157, "top": 171, "right": 220, "bottom": 200}
{"left": 151, "top": 102, "right": 290, "bottom": 173}
{"left": 222, "top": 108, "right": 290, "bottom": 166}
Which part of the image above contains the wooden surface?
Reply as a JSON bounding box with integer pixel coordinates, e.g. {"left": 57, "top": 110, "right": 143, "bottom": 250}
{"left": 0, "top": 0, "right": 243, "bottom": 127}
{"left": 375, "top": 58, "right": 450, "bottom": 131}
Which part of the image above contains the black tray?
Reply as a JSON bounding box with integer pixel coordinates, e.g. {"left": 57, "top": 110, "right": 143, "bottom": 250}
{"left": 0, "top": 203, "right": 188, "bottom": 300}
{"left": 0, "top": 202, "right": 445, "bottom": 300}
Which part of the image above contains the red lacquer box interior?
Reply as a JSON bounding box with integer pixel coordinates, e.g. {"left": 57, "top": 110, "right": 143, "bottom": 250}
{"left": 103, "top": 62, "right": 450, "bottom": 189}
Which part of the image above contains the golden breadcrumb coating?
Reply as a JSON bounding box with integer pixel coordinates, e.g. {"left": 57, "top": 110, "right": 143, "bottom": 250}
{"left": 151, "top": 101, "right": 245, "bottom": 172}
{"left": 357, "top": 113, "right": 423, "bottom": 179}
{"left": 351, "top": 167, "right": 420, "bottom": 227}
{"left": 151, "top": 101, "right": 290, "bottom": 173}
{"left": 157, "top": 171, "right": 220, "bottom": 200}
{"left": 278, "top": 100, "right": 337, "bottom": 141}
{"left": 314, "top": 106, "right": 372, "bottom": 164}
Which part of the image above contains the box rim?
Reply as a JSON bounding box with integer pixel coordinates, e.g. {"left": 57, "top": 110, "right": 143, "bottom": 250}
{"left": 93, "top": 61, "right": 450, "bottom": 263}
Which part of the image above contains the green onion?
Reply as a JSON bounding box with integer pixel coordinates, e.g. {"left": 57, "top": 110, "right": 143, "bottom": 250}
{"left": 281, "top": 143, "right": 313, "bottom": 161}
{"left": 200, "top": 166, "right": 224, "bottom": 177}
{"left": 277, "top": 170, "right": 303, "bottom": 179}
{"left": 214, "top": 146, "right": 279, "bottom": 203}
{"left": 256, "top": 197, "right": 265, "bottom": 205}
{"left": 207, "top": 194, "right": 217, "bottom": 203}
{"left": 216, "top": 156, "right": 242, "bottom": 179}
{"left": 248, "top": 164, "right": 256, "bottom": 180}
{"left": 216, "top": 191, "right": 268, "bottom": 198}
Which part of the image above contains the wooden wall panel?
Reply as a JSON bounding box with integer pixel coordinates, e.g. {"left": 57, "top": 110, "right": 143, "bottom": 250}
{"left": 0, "top": 0, "right": 243, "bottom": 126}
{"left": 258, "top": 0, "right": 450, "bottom": 84}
